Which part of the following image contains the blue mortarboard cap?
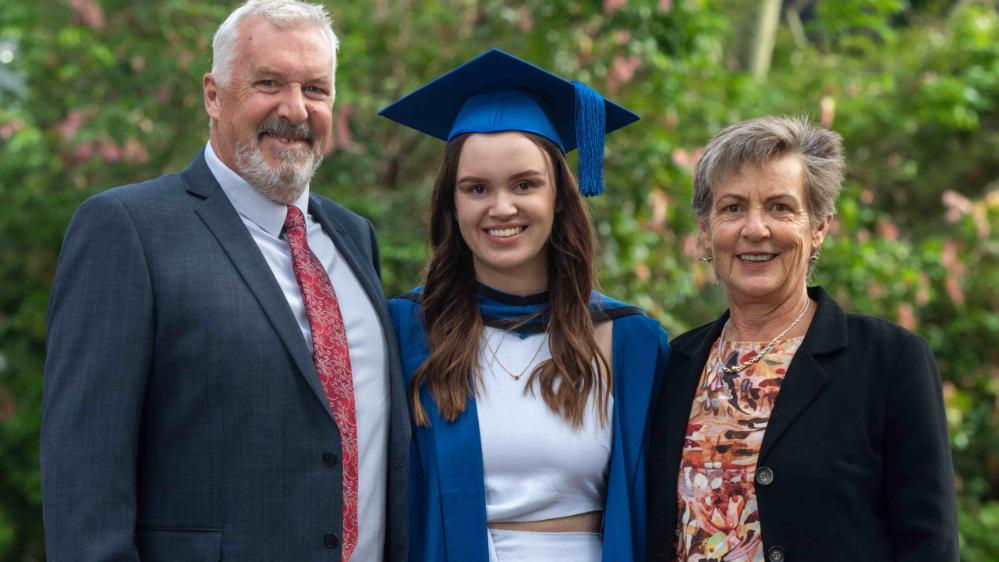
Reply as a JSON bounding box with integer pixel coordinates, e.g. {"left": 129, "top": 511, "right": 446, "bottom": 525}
{"left": 378, "top": 49, "right": 639, "bottom": 196}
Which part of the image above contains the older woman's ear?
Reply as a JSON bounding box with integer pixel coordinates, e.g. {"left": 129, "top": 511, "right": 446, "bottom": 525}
{"left": 811, "top": 214, "right": 833, "bottom": 252}
{"left": 697, "top": 218, "right": 710, "bottom": 239}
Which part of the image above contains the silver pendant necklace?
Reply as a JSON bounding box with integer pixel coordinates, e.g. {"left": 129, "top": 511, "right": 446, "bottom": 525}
{"left": 485, "top": 329, "right": 548, "bottom": 381}
{"left": 716, "top": 299, "right": 810, "bottom": 375}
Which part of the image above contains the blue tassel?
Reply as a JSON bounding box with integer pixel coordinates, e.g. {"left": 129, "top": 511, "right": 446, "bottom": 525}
{"left": 573, "top": 81, "right": 606, "bottom": 197}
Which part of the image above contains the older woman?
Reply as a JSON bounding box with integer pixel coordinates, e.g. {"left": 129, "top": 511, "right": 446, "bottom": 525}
{"left": 646, "top": 117, "right": 959, "bottom": 562}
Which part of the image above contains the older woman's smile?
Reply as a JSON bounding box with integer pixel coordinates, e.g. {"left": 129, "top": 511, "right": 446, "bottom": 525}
{"left": 737, "top": 253, "right": 777, "bottom": 262}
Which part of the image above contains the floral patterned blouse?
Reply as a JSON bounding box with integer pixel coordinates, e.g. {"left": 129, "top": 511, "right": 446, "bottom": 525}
{"left": 675, "top": 336, "right": 804, "bottom": 562}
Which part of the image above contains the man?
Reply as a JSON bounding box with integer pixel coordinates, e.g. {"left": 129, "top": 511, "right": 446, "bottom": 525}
{"left": 40, "top": 1, "right": 408, "bottom": 560}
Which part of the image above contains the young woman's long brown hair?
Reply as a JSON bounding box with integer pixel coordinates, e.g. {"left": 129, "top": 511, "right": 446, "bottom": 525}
{"left": 410, "top": 132, "right": 611, "bottom": 428}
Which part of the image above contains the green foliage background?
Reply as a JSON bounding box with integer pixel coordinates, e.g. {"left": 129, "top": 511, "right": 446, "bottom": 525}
{"left": 1, "top": 0, "right": 996, "bottom": 559}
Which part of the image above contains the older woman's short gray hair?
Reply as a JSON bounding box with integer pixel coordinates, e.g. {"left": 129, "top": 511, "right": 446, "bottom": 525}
{"left": 691, "top": 116, "right": 845, "bottom": 226}
{"left": 211, "top": 0, "right": 339, "bottom": 86}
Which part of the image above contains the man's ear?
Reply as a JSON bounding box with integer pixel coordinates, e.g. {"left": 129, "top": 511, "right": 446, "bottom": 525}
{"left": 204, "top": 73, "right": 221, "bottom": 121}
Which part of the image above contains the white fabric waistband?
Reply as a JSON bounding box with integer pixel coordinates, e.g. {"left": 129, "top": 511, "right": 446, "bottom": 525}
{"left": 486, "top": 529, "right": 601, "bottom": 562}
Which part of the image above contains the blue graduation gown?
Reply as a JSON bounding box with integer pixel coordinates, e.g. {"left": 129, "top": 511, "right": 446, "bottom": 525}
{"left": 388, "top": 286, "right": 670, "bottom": 561}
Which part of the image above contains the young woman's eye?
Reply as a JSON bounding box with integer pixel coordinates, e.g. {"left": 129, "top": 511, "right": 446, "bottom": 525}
{"left": 514, "top": 181, "right": 532, "bottom": 191}
{"left": 471, "top": 184, "right": 487, "bottom": 194}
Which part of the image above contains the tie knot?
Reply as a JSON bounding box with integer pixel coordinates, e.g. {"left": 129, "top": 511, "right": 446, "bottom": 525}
{"left": 284, "top": 205, "right": 306, "bottom": 234}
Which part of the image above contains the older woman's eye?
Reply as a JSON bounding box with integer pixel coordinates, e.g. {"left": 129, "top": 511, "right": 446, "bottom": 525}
{"left": 722, "top": 203, "right": 740, "bottom": 213}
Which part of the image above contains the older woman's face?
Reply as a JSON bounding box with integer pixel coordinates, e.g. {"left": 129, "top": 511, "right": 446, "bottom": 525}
{"left": 700, "top": 156, "right": 831, "bottom": 308}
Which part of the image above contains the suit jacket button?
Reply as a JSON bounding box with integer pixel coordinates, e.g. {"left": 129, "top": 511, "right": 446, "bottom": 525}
{"left": 767, "top": 545, "right": 786, "bottom": 562}
{"left": 323, "top": 533, "right": 340, "bottom": 549}
{"left": 756, "top": 466, "right": 775, "bottom": 486}
{"left": 322, "top": 451, "right": 338, "bottom": 466}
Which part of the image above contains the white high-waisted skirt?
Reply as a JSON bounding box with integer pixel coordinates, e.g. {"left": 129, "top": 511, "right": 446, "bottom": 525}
{"left": 486, "top": 529, "right": 602, "bottom": 561}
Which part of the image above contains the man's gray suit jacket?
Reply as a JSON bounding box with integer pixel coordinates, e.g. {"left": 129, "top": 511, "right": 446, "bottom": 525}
{"left": 41, "top": 152, "right": 410, "bottom": 561}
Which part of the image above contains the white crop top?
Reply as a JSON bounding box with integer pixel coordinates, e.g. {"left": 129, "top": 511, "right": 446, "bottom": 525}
{"left": 475, "top": 327, "right": 613, "bottom": 523}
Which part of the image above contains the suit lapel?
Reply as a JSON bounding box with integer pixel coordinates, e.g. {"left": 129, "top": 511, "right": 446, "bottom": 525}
{"left": 308, "top": 197, "right": 387, "bottom": 319}
{"left": 309, "top": 196, "right": 414, "bottom": 494}
{"left": 182, "top": 155, "right": 333, "bottom": 420}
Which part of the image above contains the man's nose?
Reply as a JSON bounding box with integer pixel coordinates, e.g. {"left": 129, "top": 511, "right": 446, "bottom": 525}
{"left": 278, "top": 86, "right": 309, "bottom": 123}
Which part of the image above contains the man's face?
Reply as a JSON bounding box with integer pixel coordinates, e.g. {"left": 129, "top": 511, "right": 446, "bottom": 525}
{"left": 204, "top": 17, "right": 334, "bottom": 203}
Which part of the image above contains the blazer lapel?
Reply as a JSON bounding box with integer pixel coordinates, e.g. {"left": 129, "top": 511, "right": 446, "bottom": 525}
{"left": 182, "top": 155, "right": 333, "bottom": 420}
{"left": 660, "top": 318, "right": 724, "bottom": 517}
{"left": 759, "top": 287, "right": 846, "bottom": 461}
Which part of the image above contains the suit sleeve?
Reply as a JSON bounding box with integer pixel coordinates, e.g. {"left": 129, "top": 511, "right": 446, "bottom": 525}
{"left": 884, "top": 333, "right": 959, "bottom": 562}
{"left": 366, "top": 219, "right": 382, "bottom": 281}
{"left": 41, "top": 194, "right": 152, "bottom": 561}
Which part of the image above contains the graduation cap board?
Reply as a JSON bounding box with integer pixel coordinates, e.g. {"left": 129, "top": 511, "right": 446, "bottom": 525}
{"left": 378, "top": 49, "right": 640, "bottom": 196}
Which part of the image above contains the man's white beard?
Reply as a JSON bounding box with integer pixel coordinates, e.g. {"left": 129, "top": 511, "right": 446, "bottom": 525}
{"left": 235, "top": 117, "right": 324, "bottom": 204}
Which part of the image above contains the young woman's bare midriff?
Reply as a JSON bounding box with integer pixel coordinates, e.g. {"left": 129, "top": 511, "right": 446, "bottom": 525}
{"left": 487, "top": 510, "right": 603, "bottom": 533}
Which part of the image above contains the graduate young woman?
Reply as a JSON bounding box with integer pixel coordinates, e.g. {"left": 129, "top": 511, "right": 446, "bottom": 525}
{"left": 380, "top": 50, "right": 671, "bottom": 562}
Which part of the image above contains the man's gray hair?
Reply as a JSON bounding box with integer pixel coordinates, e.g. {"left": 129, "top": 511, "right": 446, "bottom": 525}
{"left": 211, "top": 0, "right": 339, "bottom": 86}
{"left": 691, "top": 116, "right": 845, "bottom": 226}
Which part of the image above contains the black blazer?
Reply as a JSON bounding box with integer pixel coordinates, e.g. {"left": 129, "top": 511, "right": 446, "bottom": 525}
{"left": 42, "top": 153, "right": 410, "bottom": 561}
{"left": 647, "top": 287, "right": 958, "bottom": 562}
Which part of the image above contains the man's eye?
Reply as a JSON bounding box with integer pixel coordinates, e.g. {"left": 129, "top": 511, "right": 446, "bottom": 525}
{"left": 258, "top": 80, "right": 276, "bottom": 87}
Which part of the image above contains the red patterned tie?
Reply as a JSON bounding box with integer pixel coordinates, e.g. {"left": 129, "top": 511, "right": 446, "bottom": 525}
{"left": 284, "top": 205, "right": 358, "bottom": 560}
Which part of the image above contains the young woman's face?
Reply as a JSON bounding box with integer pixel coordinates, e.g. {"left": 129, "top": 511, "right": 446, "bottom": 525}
{"left": 454, "top": 132, "right": 557, "bottom": 294}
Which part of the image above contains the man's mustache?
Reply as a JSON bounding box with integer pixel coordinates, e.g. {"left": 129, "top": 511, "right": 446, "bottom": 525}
{"left": 257, "top": 117, "right": 314, "bottom": 144}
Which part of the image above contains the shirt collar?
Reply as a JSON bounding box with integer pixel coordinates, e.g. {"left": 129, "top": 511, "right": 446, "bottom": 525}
{"left": 204, "top": 140, "right": 310, "bottom": 237}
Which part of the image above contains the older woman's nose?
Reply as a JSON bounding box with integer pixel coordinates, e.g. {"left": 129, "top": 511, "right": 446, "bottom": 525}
{"left": 741, "top": 209, "right": 771, "bottom": 239}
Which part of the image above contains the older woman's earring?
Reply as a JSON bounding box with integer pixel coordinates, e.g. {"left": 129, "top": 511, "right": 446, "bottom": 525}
{"left": 809, "top": 253, "right": 819, "bottom": 264}
{"left": 698, "top": 254, "right": 714, "bottom": 263}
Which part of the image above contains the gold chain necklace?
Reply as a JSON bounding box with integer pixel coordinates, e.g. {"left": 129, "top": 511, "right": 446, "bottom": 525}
{"left": 716, "top": 299, "right": 810, "bottom": 375}
{"left": 484, "top": 329, "right": 548, "bottom": 381}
